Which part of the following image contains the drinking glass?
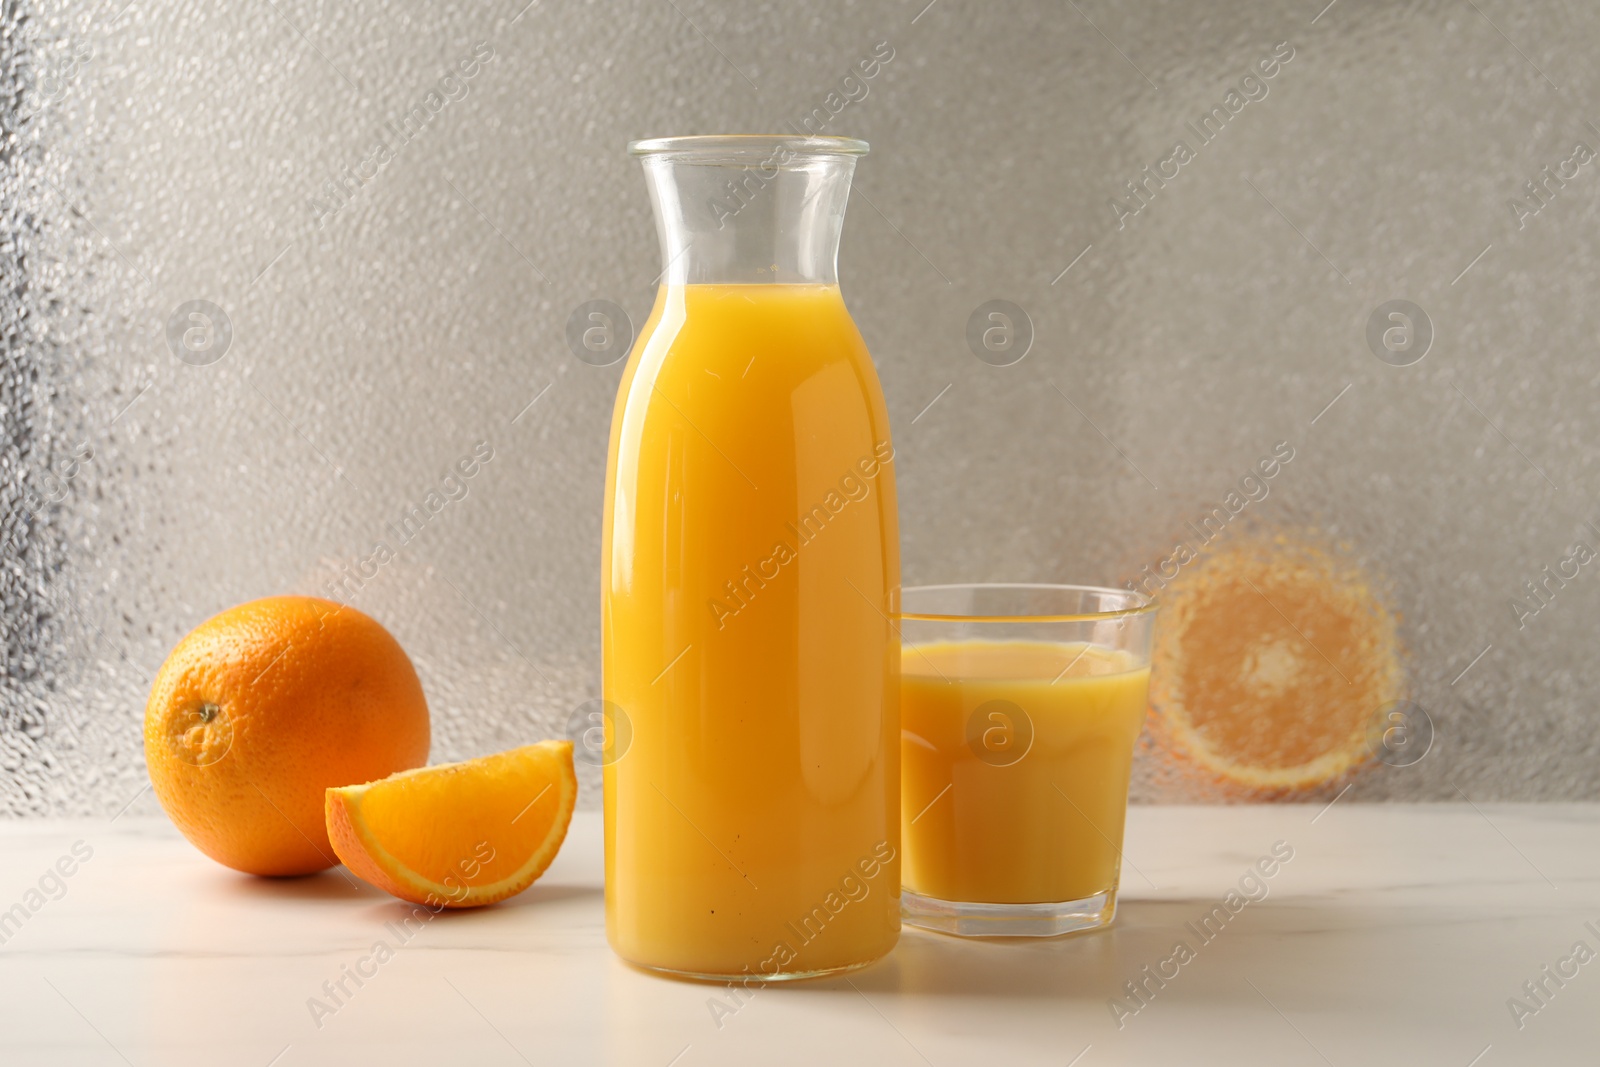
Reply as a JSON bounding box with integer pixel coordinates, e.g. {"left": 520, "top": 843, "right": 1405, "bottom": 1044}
{"left": 898, "top": 584, "right": 1157, "bottom": 937}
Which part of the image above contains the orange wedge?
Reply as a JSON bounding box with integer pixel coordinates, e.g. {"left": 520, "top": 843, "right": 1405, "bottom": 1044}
{"left": 326, "top": 740, "right": 576, "bottom": 908}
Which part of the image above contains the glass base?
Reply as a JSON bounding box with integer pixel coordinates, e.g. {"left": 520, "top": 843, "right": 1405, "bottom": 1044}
{"left": 900, "top": 888, "right": 1116, "bottom": 938}
{"left": 623, "top": 951, "right": 888, "bottom": 985}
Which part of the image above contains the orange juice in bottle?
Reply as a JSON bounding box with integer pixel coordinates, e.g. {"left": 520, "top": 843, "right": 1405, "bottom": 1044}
{"left": 601, "top": 136, "right": 899, "bottom": 980}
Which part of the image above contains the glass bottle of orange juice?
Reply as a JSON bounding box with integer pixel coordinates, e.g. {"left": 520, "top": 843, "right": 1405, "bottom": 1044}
{"left": 601, "top": 136, "right": 899, "bottom": 981}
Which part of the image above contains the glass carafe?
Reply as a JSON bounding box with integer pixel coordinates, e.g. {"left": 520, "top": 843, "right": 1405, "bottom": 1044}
{"left": 601, "top": 135, "right": 900, "bottom": 981}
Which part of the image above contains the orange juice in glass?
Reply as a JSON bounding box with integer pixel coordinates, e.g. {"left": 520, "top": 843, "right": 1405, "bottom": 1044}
{"left": 899, "top": 584, "right": 1156, "bottom": 936}
{"left": 601, "top": 137, "right": 899, "bottom": 980}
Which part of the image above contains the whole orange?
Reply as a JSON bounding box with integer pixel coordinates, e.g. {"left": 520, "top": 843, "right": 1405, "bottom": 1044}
{"left": 144, "top": 596, "right": 431, "bottom": 876}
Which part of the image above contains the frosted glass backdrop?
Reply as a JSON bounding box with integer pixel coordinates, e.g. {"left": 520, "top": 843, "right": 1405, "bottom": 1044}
{"left": 3, "top": 0, "right": 1597, "bottom": 816}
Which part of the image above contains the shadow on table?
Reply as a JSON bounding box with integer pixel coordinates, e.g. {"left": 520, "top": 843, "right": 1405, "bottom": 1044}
{"left": 494, "top": 882, "right": 604, "bottom": 908}
{"left": 212, "top": 862, "right": 600, "bottom": 910}
{"left": 213, "top": 866, "right": 383, "bottom": 902}
{"left": 340, "top": 881, "right": 603, "bottom": 924}
{"left": 838, "top": 897, "right": 1365, "bottom": 1002}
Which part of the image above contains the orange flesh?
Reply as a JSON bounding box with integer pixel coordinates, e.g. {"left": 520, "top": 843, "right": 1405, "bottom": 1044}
{"left": 326, "top": 741, "right": 576, "bottom": 908}
{"left": 601, "top": 284, "right": 900, "bottom": 976}
{"left": 1149, "top": 536, "right": 1404, "bottom": 790}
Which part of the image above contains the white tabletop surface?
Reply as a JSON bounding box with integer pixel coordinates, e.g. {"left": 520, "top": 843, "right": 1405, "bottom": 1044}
{"left": 1, "top": 804, "right": 1595, "bottom": 1066}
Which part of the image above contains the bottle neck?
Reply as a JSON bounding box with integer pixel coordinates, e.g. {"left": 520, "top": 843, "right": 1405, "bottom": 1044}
{"left": 639, "top": 150, "right": 859, "bottom": 286}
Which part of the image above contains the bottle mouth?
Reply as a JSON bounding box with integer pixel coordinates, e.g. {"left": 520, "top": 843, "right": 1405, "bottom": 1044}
{"left": 628, "top": 134, "right": 869, "bottom": 164}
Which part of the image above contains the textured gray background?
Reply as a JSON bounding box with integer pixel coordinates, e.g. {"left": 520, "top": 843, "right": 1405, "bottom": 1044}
{"left": 2, "top": 0, "right": 1596, "bottom": 815}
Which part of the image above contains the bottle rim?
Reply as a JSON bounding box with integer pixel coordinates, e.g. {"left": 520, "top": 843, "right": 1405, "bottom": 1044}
{"left": 628, "top": 134, "right": 869, "bottom": 163}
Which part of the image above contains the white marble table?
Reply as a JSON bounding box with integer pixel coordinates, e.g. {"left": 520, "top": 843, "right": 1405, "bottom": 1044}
{"left": 1, "top": 805, "right": 1595, "bottom": 1066}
